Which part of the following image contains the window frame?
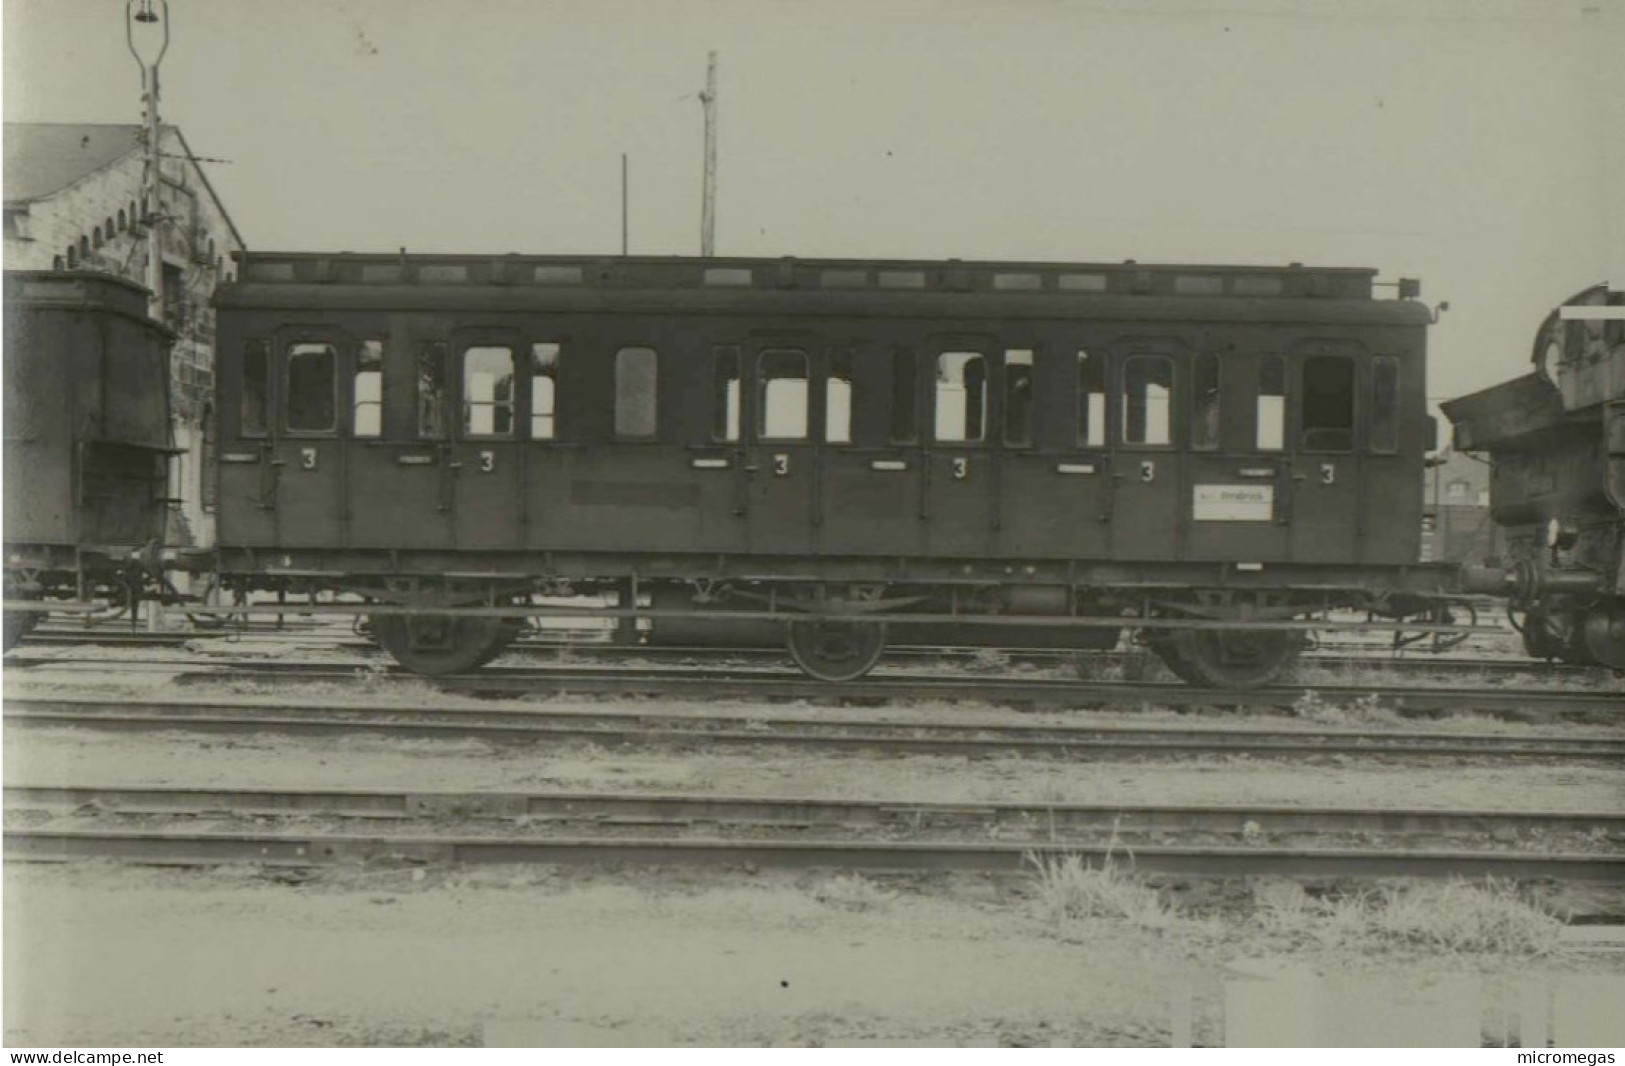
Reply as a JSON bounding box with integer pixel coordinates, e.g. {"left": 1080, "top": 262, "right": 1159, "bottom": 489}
{"left": 281, "top": 338, "right": 340, "bottom": 438}
{"left": 1118, "top": 351, "right": 1176, "bottom": 449}
{"left": 1298, "top": 351, "right": 1358, "bottom": 454}
{"left": 1002, "top": 349, "right": 1035, "bottom": 449}
{"left": 458, "top": 343, "right": 519, "bottom": 440}
{"left": 351, "top": 337, "right": 385, "bottom": 440}
{"left": 239, "top": 338, "right": 272, "bottom": 439}
{"left": 613, "top": 345, "right": 660, "bottom": 440}
{"left": 529, "top": 341, "right": 562, "bottom": 442}
{"left": 932, "top": 349, "right": 990, "bottom": 445}
{"left": 825, "top": 349, "right": 854, "bottom": 445}
{"left": 756, "top": 346, "right": 812, "bottom": 442}
{"left": 1255, "top": 353, "right": 1287, "bottom": 453}
{"left": 1369, "top": 354, "right": 1401, "bottom": 455}
{"left": 1076, "top": 348, "right": 1107, "bottom": 449}
{"left": 416, "top": 341, "right": 451, "bottom": 441}
{"left": 1190, "top": 350, "right": 1221, "bottom": 451}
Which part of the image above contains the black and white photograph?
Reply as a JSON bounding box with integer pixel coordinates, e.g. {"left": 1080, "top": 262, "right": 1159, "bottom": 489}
{"left": 2, "top": 0, "right": 1623, "bottom": 1050}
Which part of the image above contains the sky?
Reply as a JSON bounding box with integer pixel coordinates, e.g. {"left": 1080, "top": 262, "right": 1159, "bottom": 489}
{"left": 4, "top": 0, "right": 1622, "bottom": 403}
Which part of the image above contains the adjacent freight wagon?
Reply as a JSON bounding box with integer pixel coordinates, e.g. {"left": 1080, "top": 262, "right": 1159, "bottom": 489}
{"left": 2, "top": 270, "right": 174, "bottom": 649}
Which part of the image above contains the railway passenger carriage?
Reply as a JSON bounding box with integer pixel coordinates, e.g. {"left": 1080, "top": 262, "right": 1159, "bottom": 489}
{"left": 202, "top": 252, "right": 1457, "bottom": 684}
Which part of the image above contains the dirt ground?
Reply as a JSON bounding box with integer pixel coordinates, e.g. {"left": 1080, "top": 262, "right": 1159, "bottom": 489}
{"left": 4, "top": 658, "right": 1623, "bottom": 1047}
{"left": 5, "top": 861, "right": 1622, "bottom": 1048}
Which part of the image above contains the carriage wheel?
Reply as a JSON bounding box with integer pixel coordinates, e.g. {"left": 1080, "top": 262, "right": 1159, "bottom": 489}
{"left": 471, "top": 617, "right": 528, "bottom": 667}
{"left": 1148, "top": 635, "right": 1208, "bottom": 686}
{"left": 1165, "top": 627, "right": 1301, "bottom": 689}
{"left": 1582, "top": 605, "right": 1625, "bottom": 670}
{"left": 370, "top": 613, "right": 504, "bottom": 676}
{"left": 787, "top": 618, "right": 886, "bottom": 682}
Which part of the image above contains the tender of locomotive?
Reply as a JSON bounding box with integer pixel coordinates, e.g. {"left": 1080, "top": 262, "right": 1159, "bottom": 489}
{"left": 2, "top": 270, "right": 174, "bottom": 650}
{"left": 1442, "top": 284, "right": 1625, "bottom": 668}
{"left": 200, "top": 251, "right": 1466, "bottom": 685}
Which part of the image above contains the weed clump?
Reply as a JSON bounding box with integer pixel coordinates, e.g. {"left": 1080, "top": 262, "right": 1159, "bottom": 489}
{"left": 1027, "top": 850, "right": 1182, "bottom": 936}
{"left": 1252, "top": 878, "right": 1564, "bottom": 955}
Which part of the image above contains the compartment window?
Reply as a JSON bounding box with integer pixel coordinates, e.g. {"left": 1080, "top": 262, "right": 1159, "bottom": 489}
{"left": 827, "top": 350, "right": 853, "bottom": 444}
{"left": 353, "top": 339, "right": 383, "bottom": 438}
{"left": 1257, "top": 356, "right": 1286, "bottom": 451}
{"left": 1121, "top": 354, "right": 1172, "bottom": 445}
{"left": 241, "top": 339, "right": 270, "bottom": 437}
{"left": 463, "top": 346, "right": 515, "bottom": 437}
{"left": 285, "top": 342, "right": 337, "bottom": 433}
{"left": 1191, "top": 352, "right": 1220, "bottom": 450}
{"left": 1370, "top": 355, "right": 1399, "bottom": 454}
{"left": 889, "top": 350, "right": 917, "bottom": 444}
{"left": 1003, "top": 349, "right": 1034, "bottom": 447}
{"left": 1077, "top": 350, "right": 1106, "bottom": 447}
{"left": 712, "top": 347, "right": 741, "bottom": 442}
{"left": 934, "top": 351, "right": 986, "bottom": 443}
{"left": 758, "top": 348, "right": 809, "bottom": 440}
{"left": 531, "top": 343, "right": 560, "bottom": 440}
{"left": 614, "top": 346, "right": 658, "bottom": 437}
{"left": 418, "top": 342, "right": 448, "bottom": 439}
{"left": 1301, "top": 354, "right": 1354, "bottom": 451}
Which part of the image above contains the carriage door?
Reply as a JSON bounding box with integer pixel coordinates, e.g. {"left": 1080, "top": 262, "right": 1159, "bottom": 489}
{"left": 925, "top": 347, "right": 995, "bottom": 557}
{"left": 272, "top": 331, "right": 344, "bottom": 548}
{"left": 743, "top": 344, "right": 815, "bottom": 553}
{"left": 1110, "top": 345, "right": 1182, "bottom": 559}
{"left": 1289, "top": 344, "right": 1361, "bottom": 563}
{"left": 446, "top": 334, "right": 525, "bottom": 550}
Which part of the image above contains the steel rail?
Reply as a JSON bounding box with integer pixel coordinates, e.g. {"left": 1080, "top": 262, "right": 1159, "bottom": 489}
{"left": 5, "top": 824, "right": 1618, "bottom": 881}
{"left": 154, "top": 600, "right": 1514, "bottom": 636}
{"left": 135, "top": 663, "right": 1625, "bottom": 719}
{"left": 13, "top": 632, "right": 1604, "bottom": 680}
{"left": 9, "top": 784, "right": 1622, "bottom": 840}
{"left": 5, "top": 696, "right": 1620, "bottom": 760}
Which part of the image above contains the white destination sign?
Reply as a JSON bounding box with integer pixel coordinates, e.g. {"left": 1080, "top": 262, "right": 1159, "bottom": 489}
{"left": 1193, "top": 484, "right": 1274, "bottom": 522}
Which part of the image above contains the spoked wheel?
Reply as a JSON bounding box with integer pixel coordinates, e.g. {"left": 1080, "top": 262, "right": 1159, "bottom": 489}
{"left": 1163, "top": 627, "right": 1302, "bottom": 689}
{"left": 369, "top": 613, "right": 505, "bottom": 676}
{"left": 1582, "top": 604, "right": 1625, "bottom": 669}
{"left": 471, "top": 617, "right": 529, "bottom": 668}
{"left": 787, "top": 618, "right": 886, "bottom": 682}
{"left": 1148, "top": 635, "right": 1208, "bottom": 686}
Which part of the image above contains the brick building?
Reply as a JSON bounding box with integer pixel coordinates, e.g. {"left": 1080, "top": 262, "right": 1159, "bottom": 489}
{"left": 4, "top": 121, "right": 246, "bottom": 548}
{"left": 1421, "top": 447, "right": 1499, "bottom": 565}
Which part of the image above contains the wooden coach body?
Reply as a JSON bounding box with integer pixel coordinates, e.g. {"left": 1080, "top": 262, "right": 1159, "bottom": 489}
{"left": 212, "top": 254, "right": 1433, "bottom": 580}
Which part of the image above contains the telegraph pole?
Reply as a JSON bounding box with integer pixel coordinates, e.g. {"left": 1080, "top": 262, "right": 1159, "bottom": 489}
{"left": 700, "top": 51, "right": 717, "bottom": 257}
{"left": 621, "top": 153, "right": 629, "bottom": 255}
{"left": 126, "top": 0, "right": 170, "bottom": 323}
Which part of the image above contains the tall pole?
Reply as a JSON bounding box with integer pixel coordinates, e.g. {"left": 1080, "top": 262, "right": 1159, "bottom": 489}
{"left": 700, "top": 51, "right": 717, "bottom": 257}
{"left": 126, "top": 0, "right": 170, "bottom": 323}
{"left": 621, "top": 153, "right": 629, "bottom": 256}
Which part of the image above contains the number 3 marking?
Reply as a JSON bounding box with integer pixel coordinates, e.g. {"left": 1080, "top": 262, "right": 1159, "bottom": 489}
{"left": 1320, "top": 462, "right": 1335, "bottom": 485}
{"left": 952, "top": 457, "right": 968, "bottom": 480}
{"left": 479, "top": 450, "right": 495, "bottom": 473}
{"left": 774, "top": 453, "right": 790, "bottom": 476}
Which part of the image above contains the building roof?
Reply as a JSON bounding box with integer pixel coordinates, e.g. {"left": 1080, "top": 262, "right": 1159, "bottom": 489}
{"left": 3, "top": 121, "right": 245, "bottom": 249}
{"left": 4, "top": 122, "right": 144, "bottom": 204}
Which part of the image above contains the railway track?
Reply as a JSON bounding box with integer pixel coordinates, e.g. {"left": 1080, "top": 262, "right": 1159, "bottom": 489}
{"left": 6, "top": 694, "right": 1620, "bottom": 761}
{"left": 15, "top": 625, "right": 1597, "bottom": 680}
{"left": 6, "top": 784, "right": 1620, "bottom": 881}
{"left": 100, "top": 661, "right": 1620, "bottom": 720}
